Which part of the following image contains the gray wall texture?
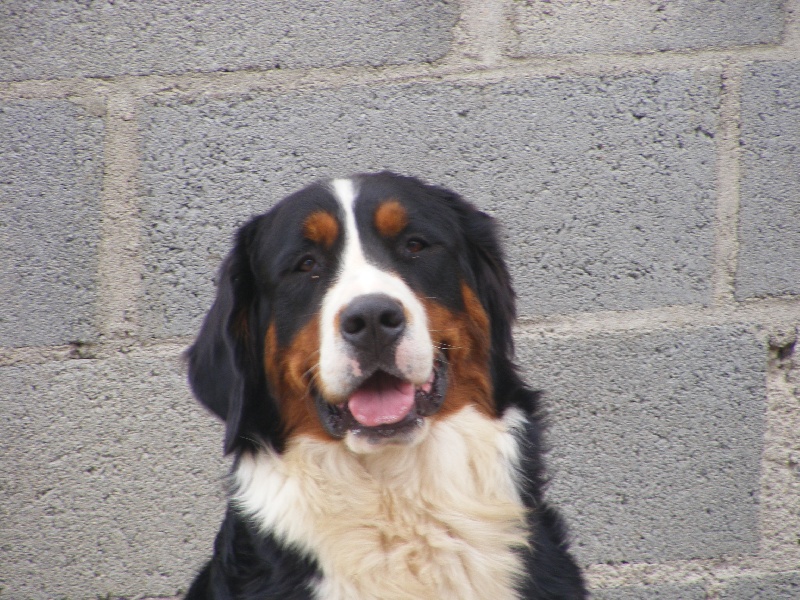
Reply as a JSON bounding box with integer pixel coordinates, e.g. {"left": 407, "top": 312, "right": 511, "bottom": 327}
{"left": 1, "top": 1, "right": 798, "bottom": 598}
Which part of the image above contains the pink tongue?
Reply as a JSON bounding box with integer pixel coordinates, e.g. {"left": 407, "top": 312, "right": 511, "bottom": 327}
{"left": 348, "top": 373, "right": 415, "bottom": 427}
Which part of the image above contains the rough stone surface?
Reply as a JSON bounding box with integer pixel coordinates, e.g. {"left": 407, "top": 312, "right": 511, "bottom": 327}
{"left": 517, "top": 326, "right": 765, "bottom": 564}
{"left": 0, "top": 354, "right": 228, "bottom": 598}
{"left": 508, "top": 0, "right": 784, "bottom": 57}
{"left": 0, "top": 101, "right": 103, "bottom": 348}
{"left": 736, "top": 61, "right": 800, "bottom": 300}
{"left": 592, "top": 583, "right": 706, "bottom": 599}
{"left": 140, "top": 71, "right": 719, "bottom": 336}
{"left": 718, "top": 572, "right": 800, "bottom": 599}
{"left": 0, "top": 0, "right": 458, "bottom": 81}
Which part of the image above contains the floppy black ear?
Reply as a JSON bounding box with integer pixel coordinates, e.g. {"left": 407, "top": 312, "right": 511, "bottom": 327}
{"left": 419, "top": 181, "right": 515, "bottom": 359}
{"left": 186, "top": 217, "right": 281, "bottom": 454}
{"left": 458, "top": 202, "right": 543, "bottom": 415}
{"left": 423, "top": 182, "right": 541, "bottom": 415}
{"left": 458, "top": 207, "right": 516, "bottom": 359}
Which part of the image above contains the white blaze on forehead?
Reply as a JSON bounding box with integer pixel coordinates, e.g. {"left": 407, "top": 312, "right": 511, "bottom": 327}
{"left": 317, "top": 178, "right": 433, "bottom": 400}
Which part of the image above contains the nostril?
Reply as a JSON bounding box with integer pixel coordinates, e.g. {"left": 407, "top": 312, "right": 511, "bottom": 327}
{"left": 342, "top": 315, "right": 366, "bottom": 335}
{"left": 380, "top": 308, "right": 404, "bottom": 330}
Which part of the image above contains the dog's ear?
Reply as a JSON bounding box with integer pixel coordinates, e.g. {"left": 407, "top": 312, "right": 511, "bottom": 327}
{"left": 421, "top": 182, "right": 516, "bottom": 359}
{"left": 457, "top": 206, "right": 516, "bottom": 359}
{"left": 427, "top": 183, "right": 538, "bottom": 413}
{"left": 186, "top": 217, "right": 281, "bottom": 454}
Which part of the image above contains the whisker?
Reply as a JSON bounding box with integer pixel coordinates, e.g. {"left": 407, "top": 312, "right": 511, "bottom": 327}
{"left": 302, "top": 363, "right": 320, "bottom": 382}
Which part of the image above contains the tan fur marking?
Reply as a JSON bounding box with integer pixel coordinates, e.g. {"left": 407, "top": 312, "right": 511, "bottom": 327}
{"left": 233, "top": 309, "right": 250, "bottom": 342}
{"left": 303, "top": 210, "right": 339, "bottom": 249}
{"left": 264, "top": 318, "right": 329, "bottom": 441}
{"left": 374, "top": 199, "right": 408, "bottom": 238}
{"left": 422, "top": 281, "right": 494, "bottom": 420}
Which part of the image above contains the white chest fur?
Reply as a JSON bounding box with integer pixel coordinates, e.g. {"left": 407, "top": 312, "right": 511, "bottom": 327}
{"left": 233, "top": 406, "right": 530, "bottom": 600}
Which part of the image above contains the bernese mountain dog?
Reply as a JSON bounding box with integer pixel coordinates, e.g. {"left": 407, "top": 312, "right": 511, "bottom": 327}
{"left": 184, "top": 172, "right": 586, "bottom": 599}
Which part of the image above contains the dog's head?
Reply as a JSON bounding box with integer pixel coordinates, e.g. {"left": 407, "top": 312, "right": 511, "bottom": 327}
{"left": 187, "top": 172, "right": 525, "bottom": 455}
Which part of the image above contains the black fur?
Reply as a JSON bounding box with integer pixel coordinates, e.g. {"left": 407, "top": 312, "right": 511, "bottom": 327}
{"left": 185, "top": 172, "right": 586, "bottom": 599}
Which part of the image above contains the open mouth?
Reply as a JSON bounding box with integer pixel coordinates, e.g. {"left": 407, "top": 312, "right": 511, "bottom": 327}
{"left": 316, "top": 354, "right": 448, "bottom": 442}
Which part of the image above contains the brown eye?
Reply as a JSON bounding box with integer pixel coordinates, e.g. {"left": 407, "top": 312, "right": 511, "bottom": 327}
{"left": 297, "top": 255, "right": 316, "bottom": 272}
{"left": 406, "top": 238, "right": 427, "bottom": 253}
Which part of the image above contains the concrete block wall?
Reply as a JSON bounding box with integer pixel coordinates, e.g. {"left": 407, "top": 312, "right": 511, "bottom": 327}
{"left": 1, "top": 1, "right": 798, "bottom": 598}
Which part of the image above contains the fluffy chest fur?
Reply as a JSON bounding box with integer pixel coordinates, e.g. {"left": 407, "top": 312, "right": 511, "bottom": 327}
{"left": 233, "top": 407, "right": 530, "bottom": 600}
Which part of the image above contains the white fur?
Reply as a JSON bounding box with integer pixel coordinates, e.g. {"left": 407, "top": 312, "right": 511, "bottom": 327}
{"left": 233, "top": 406, "right": 530, "bottom": 600}
{"left": 318, "top": 178, "right": 433, "bottom": 402}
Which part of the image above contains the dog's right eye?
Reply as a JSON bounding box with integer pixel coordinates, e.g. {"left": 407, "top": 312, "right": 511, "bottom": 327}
{"left": 296, "top": 255, "right": 317, "bottom": 272}
{"left": 406, "top": 238, "right": 427, "bottom": 253}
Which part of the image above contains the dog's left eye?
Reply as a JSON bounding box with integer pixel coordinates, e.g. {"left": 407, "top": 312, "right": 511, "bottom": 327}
{"left": 296, "top": 255, "right": 317, "bottom": 272}
{"left": 405, "top": 238, "right": 428, "bottom": 254}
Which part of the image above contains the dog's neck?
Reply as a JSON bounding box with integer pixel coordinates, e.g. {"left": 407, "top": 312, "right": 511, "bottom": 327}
{"left": 233, "top": 405, "right": 530, "bottom": 600}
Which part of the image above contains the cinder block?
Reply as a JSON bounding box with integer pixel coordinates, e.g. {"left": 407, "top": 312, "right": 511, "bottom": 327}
{"left": 592, "top": 583, "right": 706, "bottom": 600}
{"left": 516, "top": 326, "right": 765, "bottom": 564}
{"left": 0, "top": 1, "right": 457, "bottom": 81}
{"left": 718, "top": 572, "right": 800, "bottom": 599}
{"left": 736, "top": 61, "right": 800, "bottom": 299}
{"left": 0, "top": 354, "right": 228, "bottom": 598}
{"left": 140, "top": 71, "right": 720, "bottom": 336}
{"left": 507, "top": 0, "right": 784, "bottom": 56}
{"left": 0, "top": 101, "right": 103, "bottom": 348}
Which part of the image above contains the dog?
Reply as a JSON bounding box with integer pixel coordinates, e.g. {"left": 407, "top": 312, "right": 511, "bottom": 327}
{"left": 184, "top": 172, "right": 586, "bottom": 599}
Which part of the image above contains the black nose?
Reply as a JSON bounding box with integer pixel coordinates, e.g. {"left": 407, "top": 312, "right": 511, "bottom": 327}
{"left": 340, "top": 294, "right": 406, "bottom": 353}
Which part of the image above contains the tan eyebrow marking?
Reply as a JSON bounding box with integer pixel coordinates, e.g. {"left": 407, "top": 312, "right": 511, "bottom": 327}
{"left": 374, "top": 199, "right": 408, "bottom": 238}
{"left": 303, "top": 210, "right": 339, "bottom": 249}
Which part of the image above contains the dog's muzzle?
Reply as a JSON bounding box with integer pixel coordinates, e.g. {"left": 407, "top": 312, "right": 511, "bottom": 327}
{"left": 316, "top": 293, "right": 447, "bottom": 442}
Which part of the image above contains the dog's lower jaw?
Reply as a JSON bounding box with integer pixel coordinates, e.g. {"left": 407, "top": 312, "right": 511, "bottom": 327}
{"left": 343, "top": 416, "right": 431, "bottom": 454}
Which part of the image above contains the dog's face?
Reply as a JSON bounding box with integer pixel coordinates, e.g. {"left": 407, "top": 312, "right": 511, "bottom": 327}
{"left": 188, "top": 172, "right": 517, "bottom": 455}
